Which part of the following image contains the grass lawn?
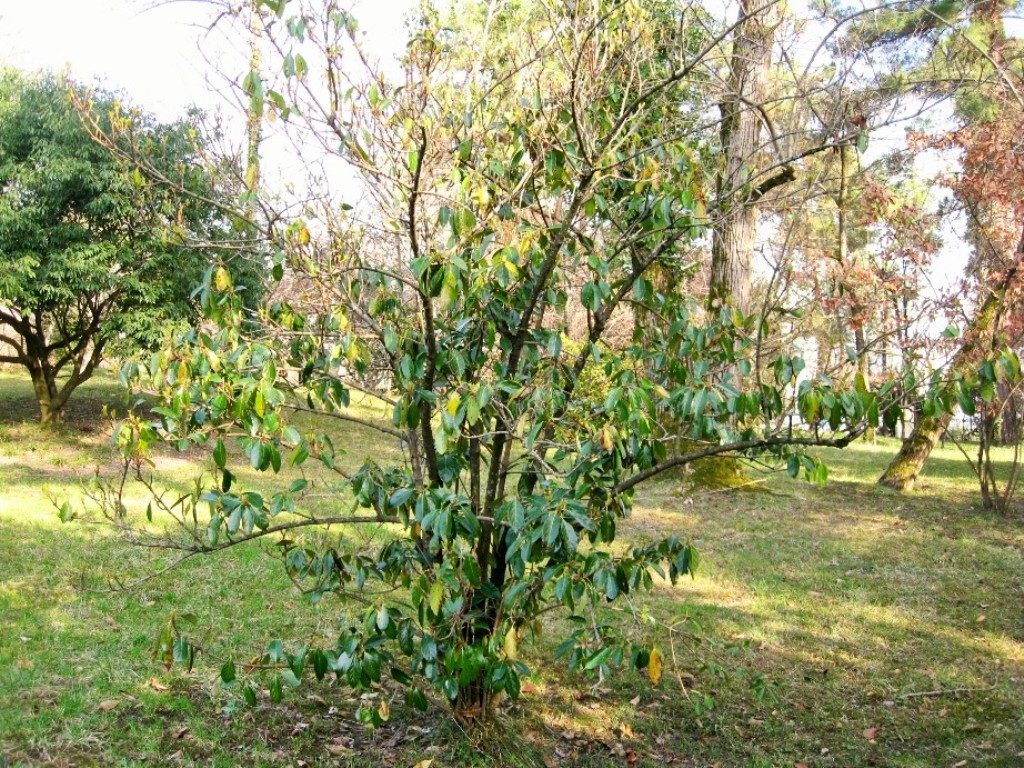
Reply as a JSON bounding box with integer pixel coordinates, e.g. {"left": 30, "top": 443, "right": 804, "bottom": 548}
{"left": 0, "top": 369, "right": 1022, "bottom": 767}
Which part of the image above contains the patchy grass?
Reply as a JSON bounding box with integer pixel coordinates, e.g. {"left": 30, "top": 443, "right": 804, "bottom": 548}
{"left": 1, "top": 369, "right": 1022, "bottom": 767}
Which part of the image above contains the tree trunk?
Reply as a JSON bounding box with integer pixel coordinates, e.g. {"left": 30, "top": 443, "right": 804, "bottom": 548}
{"left": 708, "top": 0, "right": 778, "bottom": 315}
{"left": 29, "top": 365, "right": 64, "bottom": 426}
{"left": 978, "top": 409, "right": 998, "bottom": 510}
{"left": 879, "top": 252, "right": 1021, "bottom": 490}
{"left": 877, "top": 409, "right": 952, "bottom": 491}
{"left": 998, "top": 379, "right": 1019, "bottom": 445}
{"left": 245, "top": 2, "right": 263, "bottom": 197}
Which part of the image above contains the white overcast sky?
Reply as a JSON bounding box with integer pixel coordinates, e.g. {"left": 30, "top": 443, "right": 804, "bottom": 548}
{"left": 0, "top": 0, "right": 417, "bottom": 120}
{"left": 2, "top": 0, "right": 1017, "bottom": 298}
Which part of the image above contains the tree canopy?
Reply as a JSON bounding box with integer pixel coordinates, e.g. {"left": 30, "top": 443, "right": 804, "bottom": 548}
{"left": 0, "top": 71, "right": 254, "bottom": 424}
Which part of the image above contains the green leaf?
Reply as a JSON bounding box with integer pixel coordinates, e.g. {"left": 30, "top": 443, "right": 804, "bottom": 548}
{"left": 312, "top": 650, "right": 328, "bottom": 681}
{"left": 856, "top": 129, "right": 868, "bottom": 154}
{"left": 442, "top": 677, "right": 459, "bottom": 701}
{"left": 58, "top": 501, "right": 75, "bottom": 523}
{"left": 421, "top": 636, "right": 438, "bottom": 662}
{"left": 815, "top": 462, "right": 828, "bottom": 487}
{"left": 268, "top": 639, "right": 284, "bottom": 663}
{"left": 406, "top": 687, "right": 428, "bottom": 710}
{"left": 389, "top": 488, "right": 414, "bottom": 509}
{"left": 584, "top": 647, "right": 612, "bottom": 671}
{"left": 213, "top": 440, "right": 226, "bottom": 469}
{"left": 172, "top": 636, "right": 193, "bottom": 671}
{"left": 221, "top": 660, "right": 236, "bottom": 683}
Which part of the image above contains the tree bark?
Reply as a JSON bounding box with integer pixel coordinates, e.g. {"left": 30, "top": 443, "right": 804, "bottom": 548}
{"left": 708, "top": 0, "right": 778, "bottom": 315}
{"left": 997, "top": 379, "right": 1020, "bottom": 446}
{"left": 245, "top": 2, "right": 263, "bottom": 197}
{"left": 28, "top": 363, "right": 65, "bottom": 426}
{"left": 834, "top": 142, "right": 875, "bottom": 439}
{"left": 877, "top": 409, "right": 952, "bottom": 491}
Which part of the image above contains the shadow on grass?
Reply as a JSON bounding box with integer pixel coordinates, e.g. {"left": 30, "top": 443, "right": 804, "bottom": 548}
{"left": 609, "top": 467, "right": 1024, "bottom": 766}
{"left": 0, "top": 371, "right": 131, "bottom": 429}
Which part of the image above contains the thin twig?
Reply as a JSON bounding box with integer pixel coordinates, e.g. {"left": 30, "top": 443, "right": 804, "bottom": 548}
{"left": 898, "top": 684, "right": 995, "bottom": 699}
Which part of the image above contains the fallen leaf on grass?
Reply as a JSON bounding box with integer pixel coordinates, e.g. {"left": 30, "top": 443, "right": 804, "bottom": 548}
{"left": 147, "top": 678, "right": 170, "bottom": 691}
{"left": 325, "top": 737, "right": 354, "bottom": 756}
{"left": 625, "top": 748, "right": 638, "bottom": 765}
{"left": 15, "top": 659, "right": 33, "bottom": 670}
{"left": 952, "top": 761, "right": 967, "bottom": 767}
{"left": 794, "top": 762, "right": 810, "bottom": 768}
{"left": 862, "top": 727, "right": 878, "bottom": 741}
{"left": 975, "top": 614, "right": 987, "bottom": 623}
{"left": 97, "top": 699, "right": 120, "bottom": 712}
{"left": 629, "top": 695, "right": 641, "bottom": 706}
{"left": 412, "top": 761, "right": 434, "bottom": 768}
{"left": 647, "top": 648, "right": 663, "bottom": 685}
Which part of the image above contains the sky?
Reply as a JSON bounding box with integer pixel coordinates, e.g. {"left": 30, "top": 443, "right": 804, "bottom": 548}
{"left": 1, "top": 0, "right": 1015, "bottom": 300}
{"left": 0, "top": 0, "right": 417, "bottom": 121}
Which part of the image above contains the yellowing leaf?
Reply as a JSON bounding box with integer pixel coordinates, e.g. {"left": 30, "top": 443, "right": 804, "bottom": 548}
{"left": 298, "top": 225, "right": 311, "bottom": 245}
{"left": 413, "top": 761, "right": 434, "bottom": 768}
{"left": 214, "top": 266, "right": 232, "bottom": 292}
{"left": 466, "top": 394, "right": 481, "bottom": 426}
{"left": 445, "top": 392, "right": 461, "bottom": 418}
{"left": 429, "top": 580, "right": 444, "bottom": 615}
{"left": 691, "top": 183, "right": 708, "bottom": 220}
{"left": 378, "top": 698, "right": 390, "bottom": 722}
{"left": 504, "top": 627, "right": 518, "bottom": 659}
{"left": 648, "top": 647, "right": 663, "bottom": 685}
